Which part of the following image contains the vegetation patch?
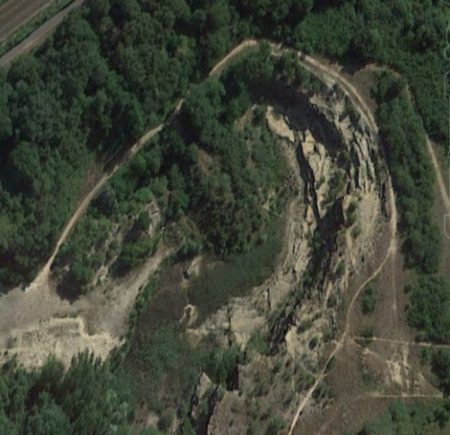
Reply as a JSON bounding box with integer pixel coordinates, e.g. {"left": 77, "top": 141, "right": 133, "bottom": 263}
{"left": 0, "top": 353, "right": 139, "bottom": 434}
{"left": 356, "top": 327, "right": 375, "bottom": 348}
{"left": 406, "top": 274, "right": 450, "bottom": 344}
{"left": 372, "top": 72, "right": 441, "bottom": 274}
{"left": 188, "top": 222, "right": 283, "bottom": 320}
{"left": 360, "top": 286, "right": 379, "bottom": 315}
{"left": 356, "top": 400, "right": 450, "bottom": 434}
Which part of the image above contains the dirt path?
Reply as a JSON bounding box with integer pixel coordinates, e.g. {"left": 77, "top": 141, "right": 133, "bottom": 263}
{"left": 362, "top": 66, "right": 450, "bottom": 212}
{"left": 27, "top": 122, "right": 166, "bottom": 292}
{"left": 21, "top": 40, "right": 398, "bottom": 401}
{"left": 287, "top": 189, "right": 397, "bottom": 434}
{"left": 286, "top": 51, "right": 398, "bottom": 435}
{"left": 209, "top": 40, "right": 258, "bottom": 77}
{"left": 27, "top": 41, "right": 267, "bottom": 292}
{"left": 426, "top": 137, "right": 450, "bottom": 209}
{"left": 298, "top": 54, "right": 379, "bottom": 136}
{"left": 285, "top": 48, "right": 450, "bottom": 434}
{"left": 2, "top": 32, "right": 444, "bottom": 425}
{"left": 358, "top": 336, "right": 450, "bottom": 350}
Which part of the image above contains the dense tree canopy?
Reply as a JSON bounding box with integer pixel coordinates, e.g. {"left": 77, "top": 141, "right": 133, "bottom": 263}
{"left": 0, "top": 0, "right": 447, "bottom": 287}
{"left": 53, "top": 47, "right": 290, "bottom": 295}
{"left": 358, "top": 400, "right": 450, "bottom": 435}
{"left": 373, "top": 71, "right": 441, "bottom": 274}
{"left": 0, "top": 353, "right": 140, "bottom": 435}
{"left": 407, "top": 274, "right": 450, "bottom": 344}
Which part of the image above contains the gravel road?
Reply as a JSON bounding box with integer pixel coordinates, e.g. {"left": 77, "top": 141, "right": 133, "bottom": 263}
{"left": 0, "top": 0, "right": 83, "bottom": 68}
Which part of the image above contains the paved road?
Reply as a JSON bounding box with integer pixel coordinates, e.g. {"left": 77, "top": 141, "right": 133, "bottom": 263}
{"left": 0, "top": 0, "right": 83, "bottom": 68}
{"left": 0, "top": 0, "right": 52, "bottom": 43}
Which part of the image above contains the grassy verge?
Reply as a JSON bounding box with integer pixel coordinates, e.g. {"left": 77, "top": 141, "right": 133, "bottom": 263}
{"left": 0, "top": 0, "right": 75, "bottom": 58}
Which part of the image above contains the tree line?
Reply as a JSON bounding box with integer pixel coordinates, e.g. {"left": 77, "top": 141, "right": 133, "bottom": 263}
{"left": 53, "top": 46, "right": 290, "bottom": 295}
{"left": 1, "top": 0, "right": 447, "bottom": 288}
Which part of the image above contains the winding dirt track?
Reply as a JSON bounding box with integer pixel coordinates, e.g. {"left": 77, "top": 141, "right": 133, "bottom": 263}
{"left": 27, "top": 40, "right": 260, "bottom": 292}
{"left": 286, "top": 52, "right": 450, "bottom": 434}
{"left": 357, "top": 336, "right": 450, "bottom": 350}
{"left": 286, "top": 51, "right": 399, "bottom": 433}
{"left": 362, "top": 65, "right": 450, "bottom": 211}
{"left": 427, "top": 137, "right": 450, "bottom": 209}
{"left": 28, "top": 124, "right": 165, "bottom": 292}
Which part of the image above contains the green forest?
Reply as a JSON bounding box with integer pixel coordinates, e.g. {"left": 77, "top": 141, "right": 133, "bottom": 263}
{"left": 0, "top": 0, "right": 448, "bottom": 286}
{"left": 0, "top": 0, "right": 450, "bottom": 433}
{"left": 356, "top": 400, "right": 450, "bottom": 435}
{"left": 0, "top": 353, "right": 140, "bottom": 435}
{"left": 52, "top": 46, "right": 289, "bottom": 294}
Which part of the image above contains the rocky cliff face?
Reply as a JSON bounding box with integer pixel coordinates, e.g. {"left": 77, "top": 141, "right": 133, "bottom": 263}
{"left": 182, "top": 83, "right": 389, "bottom": 435}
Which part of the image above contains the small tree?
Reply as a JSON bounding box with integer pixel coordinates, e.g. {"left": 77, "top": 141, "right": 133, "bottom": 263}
{"left": 361, "top": 286, "right": 378, "bottom": 315}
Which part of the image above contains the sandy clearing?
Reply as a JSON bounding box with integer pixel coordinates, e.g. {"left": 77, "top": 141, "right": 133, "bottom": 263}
{"left": 0, "top": 316, "right": 119, "bottom": 369}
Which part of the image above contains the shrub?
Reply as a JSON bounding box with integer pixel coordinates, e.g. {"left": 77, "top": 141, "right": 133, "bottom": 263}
{"left": 247, "top": 331, "right": 270, "bottom": 355}
{"left": 137, "top": 211, "right": 151, "bottom": 232}
{"left": 335, "top": 261, "right": 345, "bottom": 277}
{"left": 351, "top": 225, "right": 362, "bottom": 239}
{"left": 373, "top": 72, "right": 442, "bottom": 274}
{"left": 158, "top": 410, "right": 175, "bottom": 432}
{"left": 361, "top": 286, "right": 378, "bottom": 315}
{"left": 309, "top": 337, "right": 319, "bottom": 350}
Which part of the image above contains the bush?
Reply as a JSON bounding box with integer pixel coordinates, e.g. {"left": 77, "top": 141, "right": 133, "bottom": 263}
{"left": 361, "top": 286, "right": 378, "bottom": 315}
{"left": 266, "top": 417, "right": 286, "bottom": 435}
{"left": 137, "top": 211, "right": 151, "bottom": 232}
{"left": 351, "top": 225, "right": 361, "bottom": 239}
{"left": 335, "top": 261, "right": 345, "bottom": 277}
{"left": 309, "top": 337, "right": 319, "bottom": 350}
{"left": 114, "top": 235, "right": 157, "bottom": 275}
{"left": 204, "top": 346, "right": 245, "bottom": 389}
{"left": 357, "top": 327, "right": 374, "bottom": 348}
{"left": 247, "top": 331, "right": 270, "bottom": 355}
{"left": 158, "top": 410, "right": 175, "bottom": 432}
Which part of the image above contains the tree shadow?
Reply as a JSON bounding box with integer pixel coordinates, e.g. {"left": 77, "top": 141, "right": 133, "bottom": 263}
{"left": 56, "top": 272, "right": 82, "bottom": 303}
{"left": 251, "top": 79, "right": 344, "bottom": 158}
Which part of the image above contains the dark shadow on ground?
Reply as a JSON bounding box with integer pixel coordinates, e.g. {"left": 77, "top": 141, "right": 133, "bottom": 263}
{"left": 56, "top": 272, "right": 81, "bottom": 303}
